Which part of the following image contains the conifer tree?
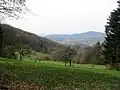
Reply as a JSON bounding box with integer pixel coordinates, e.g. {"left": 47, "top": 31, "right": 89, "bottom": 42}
{"left": 102, "top": 0, "right": 120, "bottom": 65}
{"left": 0, "top": 26, "right": 3, "bottom": 57}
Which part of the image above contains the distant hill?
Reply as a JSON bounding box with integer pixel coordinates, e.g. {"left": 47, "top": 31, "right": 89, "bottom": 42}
{"left": 1, "top": 24, "right": 63, "bottom": 53}
{"left": 45, "top": 31, "right": 105, "bottom": 45}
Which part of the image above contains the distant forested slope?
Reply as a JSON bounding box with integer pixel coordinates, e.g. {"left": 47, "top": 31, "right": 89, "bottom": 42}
{"left": 2, "top": 24, "right": 62, "bottom": 53}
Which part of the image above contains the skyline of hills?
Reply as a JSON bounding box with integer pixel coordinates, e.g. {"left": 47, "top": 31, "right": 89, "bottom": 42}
{"left": 45, "top": 31, "right": 105, "bottom": 45}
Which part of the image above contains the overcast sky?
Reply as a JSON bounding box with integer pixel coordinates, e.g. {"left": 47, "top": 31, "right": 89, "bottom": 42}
{"left": 7, "top": 0, "right": 117, "bottom": 36}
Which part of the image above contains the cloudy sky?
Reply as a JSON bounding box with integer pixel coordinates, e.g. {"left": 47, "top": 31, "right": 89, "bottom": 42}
{"left": 7, "top": 0, "right": 117, "bottom": 36}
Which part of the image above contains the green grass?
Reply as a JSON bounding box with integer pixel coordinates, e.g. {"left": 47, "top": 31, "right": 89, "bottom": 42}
{"left": 0, "top": 58, "right": 120, "bottom": 90}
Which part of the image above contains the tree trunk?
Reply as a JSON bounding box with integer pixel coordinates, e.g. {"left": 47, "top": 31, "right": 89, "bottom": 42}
{"left": 20, "top": 54, "right": 22, "bottom": 60}
{"left": 116, "top": 45, "right": 120, "bottom": 62}
{"left": 0, "top": 25, "right": 3, "bottom": 57}
{"left": 69, "top": 60, "right": 72, "bottom": 66}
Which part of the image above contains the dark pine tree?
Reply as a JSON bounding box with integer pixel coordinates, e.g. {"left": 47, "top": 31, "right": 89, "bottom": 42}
{"left": 0, "top": 25, "right": 3, "bottom": 57}
{"left": 102, "top": 0, "right": 120, "bottom": 65}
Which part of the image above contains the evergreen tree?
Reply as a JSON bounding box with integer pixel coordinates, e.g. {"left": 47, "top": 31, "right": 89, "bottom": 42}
{"left": 0, "top": 25, "right": 3, "bottom": 57}
{"left": 102, "top": 0, "right": 120, "bottom": 65}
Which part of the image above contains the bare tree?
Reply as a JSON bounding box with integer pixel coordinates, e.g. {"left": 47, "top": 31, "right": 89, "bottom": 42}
{"left": 0, "top": 0, "right": 27, "bottom": 19}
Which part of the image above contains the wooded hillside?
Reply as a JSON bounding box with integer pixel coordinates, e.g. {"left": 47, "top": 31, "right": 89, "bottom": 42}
{"left": 2, "top": 24, "right": 62, "bottom": 53}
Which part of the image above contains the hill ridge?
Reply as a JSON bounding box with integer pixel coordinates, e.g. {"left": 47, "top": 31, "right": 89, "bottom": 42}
{"left": 1, "top": 24, "right": 63, "bottom": 53}
{"left": 45, "top": 31, "right": 105, "bottom": 45}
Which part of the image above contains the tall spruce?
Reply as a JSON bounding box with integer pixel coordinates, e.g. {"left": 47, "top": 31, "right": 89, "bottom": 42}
{"left": 0, "top": 25, "right": 3, "bottom": 57}
{"left": 103, "top": 0, "right": 120, "bottom": 64}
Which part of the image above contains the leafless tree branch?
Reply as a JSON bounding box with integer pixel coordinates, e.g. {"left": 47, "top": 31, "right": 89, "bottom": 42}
{"left": 0, "top": 0, "right": 28, "bottom": 21}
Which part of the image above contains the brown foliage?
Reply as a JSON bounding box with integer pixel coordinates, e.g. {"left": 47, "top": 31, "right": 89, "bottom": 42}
{"left": 105, "top": 63, "right": 120, "bottom": 70}
{"left": 0, "top": 75, "right": 46, "bottom": 90}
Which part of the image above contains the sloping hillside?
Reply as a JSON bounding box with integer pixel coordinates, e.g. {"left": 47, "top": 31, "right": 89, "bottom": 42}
{"left": 45, "top": 31, "right": 105, "bottom": 45}
{"left": 1, "top": 24, "right": 62, "bottom": 53}
{"left": 0, "top": 58, "right": 120, "bottom": 89}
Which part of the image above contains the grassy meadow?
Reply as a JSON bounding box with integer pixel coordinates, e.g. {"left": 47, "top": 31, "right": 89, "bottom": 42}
{"left": 0, "top": 58, "right": 120, "bottom": 90}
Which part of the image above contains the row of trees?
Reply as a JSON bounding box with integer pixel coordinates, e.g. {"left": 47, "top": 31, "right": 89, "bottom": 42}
{"left": 3, "top": 44, "right": 32, "bottom": 60}
{"left": 74, "top": 42, "right": 103, "bottom": 64}
{"left": 51, "top": 42, "right": 103, "bottom": 66}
